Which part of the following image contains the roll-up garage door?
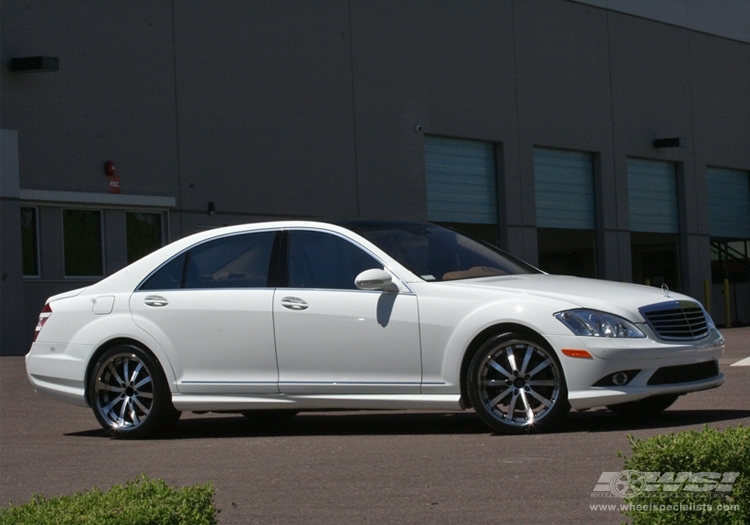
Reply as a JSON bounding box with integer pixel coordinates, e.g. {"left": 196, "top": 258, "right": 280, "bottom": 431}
{"left": 424, "top": 136, "right": 498, "bottom": 224}
{"left": 627, "top": 158, "right": 679, "bottom": 233}
{"left": 534, "top": 148, "right": 595, "bottom": 229}
{"left": 706, "top": 167, "right": 750, "bottom": 239}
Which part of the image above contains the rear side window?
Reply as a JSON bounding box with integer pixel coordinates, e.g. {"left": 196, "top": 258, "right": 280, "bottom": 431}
{"left": 140, "top": 232, "right": 276, "bottom": 290}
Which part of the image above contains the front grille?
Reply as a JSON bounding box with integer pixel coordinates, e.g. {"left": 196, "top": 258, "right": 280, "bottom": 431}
{"left": 647, "top": 360, "right": 719, "bottom": 385}
{"left": 639, "top": 301, "right": 710, "bottom": 341}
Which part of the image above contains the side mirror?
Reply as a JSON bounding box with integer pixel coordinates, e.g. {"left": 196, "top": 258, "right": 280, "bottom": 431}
{"left": 355, "top": 268, "right": 399, "bottom": 292}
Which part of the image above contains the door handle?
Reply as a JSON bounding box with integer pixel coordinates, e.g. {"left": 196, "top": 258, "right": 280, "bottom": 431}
{"left": 144, "top": 295, "right": 169, "bottom": 307}
{"left": 280, "top": 296, "right": 308, "bottom": 310}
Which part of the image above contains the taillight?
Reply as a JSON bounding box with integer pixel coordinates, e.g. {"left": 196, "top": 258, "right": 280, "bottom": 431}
{"left": 34, "top": 303, "right": 52, "bottom": 342}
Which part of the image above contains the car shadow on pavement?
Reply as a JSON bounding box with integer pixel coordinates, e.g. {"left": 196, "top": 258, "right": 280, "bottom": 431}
{"left": 556, "top": 408, "right": 750, "bottom": 434}
{"left": 64, "top": 407, "right": 750, "bottom": 440}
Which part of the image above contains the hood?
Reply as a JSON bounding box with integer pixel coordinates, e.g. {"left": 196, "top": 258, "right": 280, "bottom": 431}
{"left": 449, "top": 274, "right": 695, "bottom": 323}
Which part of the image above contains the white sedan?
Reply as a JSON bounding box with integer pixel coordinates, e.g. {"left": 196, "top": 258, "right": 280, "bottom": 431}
{"left": 26, "top": 220, "right": 725, "bottom": 438}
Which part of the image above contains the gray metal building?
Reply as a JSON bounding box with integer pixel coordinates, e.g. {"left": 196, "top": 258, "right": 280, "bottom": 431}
{"left": 2, "top": 0, "right": 749, "bottom": 355}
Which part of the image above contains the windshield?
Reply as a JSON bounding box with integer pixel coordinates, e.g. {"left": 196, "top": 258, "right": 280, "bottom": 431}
{"left": 338, "top": 221, "right": 540, "bottom": 282}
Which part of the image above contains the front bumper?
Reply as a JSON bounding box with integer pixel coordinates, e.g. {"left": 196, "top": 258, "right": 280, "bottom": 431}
{"left": 546, "top": 328, "right": 725, "bottom": 410}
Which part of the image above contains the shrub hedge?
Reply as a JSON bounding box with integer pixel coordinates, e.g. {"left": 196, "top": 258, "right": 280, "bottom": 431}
{"left": 619, "top": 424, "right": 749, "bottom": 525}
{"left": 0, "top": 475, "right": 217, "bottom": 525}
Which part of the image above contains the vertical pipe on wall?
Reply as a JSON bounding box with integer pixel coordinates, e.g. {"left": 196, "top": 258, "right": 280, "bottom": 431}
{"left": 703, "top": 279, "right": 711, "bottom": 315}
{"left": 723, "top": 278, "right": 731, "bottom": 328}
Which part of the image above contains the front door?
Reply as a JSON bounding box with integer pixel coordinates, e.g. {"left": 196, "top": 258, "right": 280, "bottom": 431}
{"left": 273, "top": 229, "right": 421, "bottom": 394}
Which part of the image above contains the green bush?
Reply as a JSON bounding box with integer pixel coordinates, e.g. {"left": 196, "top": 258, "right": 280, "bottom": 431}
{"left": 0, "top": 475, "right": 218, "bottom": 525}
{"left": 618, "top": 424, "right": 749, "bottom": 525}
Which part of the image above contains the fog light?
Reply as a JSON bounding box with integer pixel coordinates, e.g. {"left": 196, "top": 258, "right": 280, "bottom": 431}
{"left": 612, "top": 372, "right": 629, "bottom": 386}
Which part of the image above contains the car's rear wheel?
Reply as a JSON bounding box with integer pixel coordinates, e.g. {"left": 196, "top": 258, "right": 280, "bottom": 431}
{"left": 606, "top": 394, "right": 679, "bottom": 417}
{"left": 467, "top": 333, "right": 569, "bottom": 434}
{"left": 90, "top": 345, "right": 180, "bottom": 439}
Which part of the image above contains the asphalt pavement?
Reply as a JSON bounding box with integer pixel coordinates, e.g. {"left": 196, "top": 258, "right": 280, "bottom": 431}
{"left": 1, "top": 327, "right": 749, "bottom": 524}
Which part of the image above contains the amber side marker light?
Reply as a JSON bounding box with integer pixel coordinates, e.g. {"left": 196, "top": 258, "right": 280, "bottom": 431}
{"left": 562, "top": 349, "right": 593, "bottom": 359}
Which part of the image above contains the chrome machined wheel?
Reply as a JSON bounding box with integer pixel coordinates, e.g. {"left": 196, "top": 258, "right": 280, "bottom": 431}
{"left": 468, "top": 333, "right": 569, "bottom": 433}
{"left": 94, "top": 352, "right": 154, "bottom": 429}
{"left": 89, "top": 345, "right": 179, "bottom": 439}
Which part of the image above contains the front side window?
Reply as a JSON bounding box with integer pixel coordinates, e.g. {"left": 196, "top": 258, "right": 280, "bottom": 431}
{"left": 140, "top": 231, "right": 276, "bottom": 290}
{"left": 63, "top": 209, "right": 103, "bottom": 277}
{"left": 287, "top": 230, "right": 381, "bottom": 290}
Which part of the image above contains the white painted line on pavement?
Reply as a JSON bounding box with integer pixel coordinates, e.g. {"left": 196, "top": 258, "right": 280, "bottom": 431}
{"left": 730, "top": 357, "right": 750, "bottom": 367}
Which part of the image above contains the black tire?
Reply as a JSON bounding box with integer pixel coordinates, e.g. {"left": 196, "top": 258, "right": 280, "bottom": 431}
{"left": 606, "top": 394, "right": 679, "bottom": 417}
{"left": 467, "top": 333, "right": 570, "bottom": 434}
{"left": 89, "top": 344, "right": 180, "bottom": 439}
{"left": 241, "top": 410, "right": 299, "bottom": 421}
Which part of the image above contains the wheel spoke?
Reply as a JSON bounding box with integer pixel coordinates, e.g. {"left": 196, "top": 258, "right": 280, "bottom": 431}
{"left": 118, "top": 397, "right": 129, "bottom": 425}
{"left": 122, "top": 359, "right": 130, "bottom": 387}
{"left": 527, "top": 388, "right": 553, "bottom": 408}
{"left": 487, "top": 357, "right": 512, "bottom": 378}
{"left": 134, "top": 375, "right": 152, "bottom": 390}
{"left": 487, "top": 386, "right": 513, "bottom": 407}
{"left": 129, "top": 399, "right": 140, "bottom": 424}
{"left": 129, "top": 361, "right": 143, "bottom": 385}
{"left": 519, "top": 390, "right": 535, "bottom": 423}
{"left": 106, "top": 361, "right": 125, "bottom": 387}
{"left": 505, "top": 347, "right": 519, "bottom": 374}
{"left": 101, "top": 396, "right": 122, "bottom": 416}
{"left": 519, "top": 347, "right": 533, "bottom": 375}
{"left": 133, "top": 396, "right": 150, "bottom": 416}
{"left": 507, "top": 390, "right": 520, "bottom": 419}
{"left": 96, "top": 380, "right": 125, "bottom": 393}
{"left": 526, "top": 379, "right": 557, "bottom": 387}
{"left": 481, "top": 379, "right": 510, "bottom": 387}
{"left": 526, "top": 357, "right": 552, "bottom": 378}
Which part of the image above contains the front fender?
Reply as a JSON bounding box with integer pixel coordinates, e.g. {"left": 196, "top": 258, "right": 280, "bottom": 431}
{"left": 415, "top": 288, "right": 577, "bottom": 394}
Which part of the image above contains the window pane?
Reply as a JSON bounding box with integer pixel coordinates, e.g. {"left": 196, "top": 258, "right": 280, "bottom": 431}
{"left": 288, "top": 231, "right": 380, "bottom": 289}
{"left": 184, "top": 232, "right": 276, "bottom": 289}
{"left": 631, "top": 232, "right": 680, "bottom": 291}
{"left": 537, "top": 228, "right": 596, "bottom": 278}
{"left": 126, "top": 212, "right": 163, "bottom": 264}
{"left": 21, "top": 207, "right": 39, "bottom": 276}
{"left": 63, "top": 209, "right": 103, "bottom": 277}
{"left": 139, "top": 253, "right": 187, "bottom": 290}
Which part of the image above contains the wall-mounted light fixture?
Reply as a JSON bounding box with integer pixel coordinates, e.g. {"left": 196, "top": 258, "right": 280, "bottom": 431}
{"left": 653, "top": 137, "right": 684, "bottom": 148}
{"left": 207, "top": 201, "right": 216, "bottom": 216}
{"left": 10, "top": 56, "right": 59, "bottom": 73}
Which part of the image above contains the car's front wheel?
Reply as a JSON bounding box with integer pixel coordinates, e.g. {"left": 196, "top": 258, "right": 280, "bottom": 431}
{"left": 89, "top": 344, "right": 180, "bottom": 439}
{"left": 467, "top": 333, "right": 570, "bottom": 434}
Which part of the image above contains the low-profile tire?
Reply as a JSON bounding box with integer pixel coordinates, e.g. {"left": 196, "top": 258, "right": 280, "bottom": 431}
{"left": 89, "top": 344, "right": 180, "bottom": 439}
{"left": 467, "top": 333, "right": 570, "bottom": 434}
{"left": 606, "top": 394, "right": 679, "bottom": 417}
{"left": 241, "top": 410, "right": 299, "bottom": 421}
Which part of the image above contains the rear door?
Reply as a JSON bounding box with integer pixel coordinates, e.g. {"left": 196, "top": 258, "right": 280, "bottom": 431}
{"left": 130, "top": 230, "right": 280, "bottom": 394}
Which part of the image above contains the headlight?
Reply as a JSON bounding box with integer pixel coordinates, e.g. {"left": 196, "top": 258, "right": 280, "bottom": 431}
{"left": 554, "top": 309, "right": 645, "bottom": 338}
